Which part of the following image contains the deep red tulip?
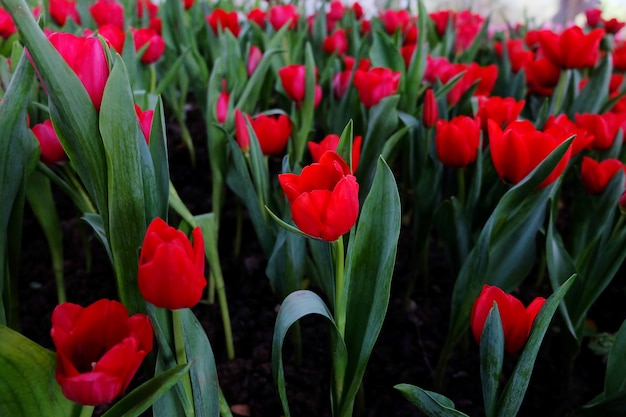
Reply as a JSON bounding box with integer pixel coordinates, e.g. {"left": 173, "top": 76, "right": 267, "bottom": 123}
{"left": 134, "top": 104, "right": 153, "bottom": 143}
{"left": 332, "top": 56, "right": 370, "bottom": 98}
{"left": 0, "top": 6, "right": 17, "bottom": 39}
{"left": 235, "top": 109, "right": 292, "bottom": 155}
{"left": 247, "top": 45, "right": 262, "bottom": 77}
{"left": 575, "top": 112, "right": 621, "bottom": 150}
{"left": 353, "top": 67, "right": 401, "bottom": 108}
{"left": 322, "top": 28, "right": 348, "bottom": 55}
{"left": 422, "top": 89, "right": 438, "bottom": 128}
{"left": 269, "top": 4, "right": 299, "bottom": 30}
{"left": 585, "top": 8, "right": 602, "bottom": 27}
{"left": 543, "top": 114, "right": 594, "bottom": 155}
{"left": 581, "top": 157, "right": 625, "bottom": 195}
{"left": 453, "top": 10, "right": 485, "bottom": 53}
{"left": 206, "top": 8, "right": 240, "bottom": 37}
{"left": 95, "top": 24, "right": 126, "bottom": 54}
{"left": 524, "top": 56, "right": 561, "bottom": 96}
{"left": 602, "top": 17, "right": 625, "bottom": 35}
{"left": 379, "top": 9, "right": 412, "bottom": 35}
{"left": 136, "top": 0, "right": 158, "bottom": 19}
{"left": 32, "top": 119, "right": 66, "bottom": 165}
{"left": 132, "top": 28, "right": 165, "bottom": 64}
{"left": 429, "top": 10, "right": 455, "bottom": 36}
{"left": 47, "top": 32, "right": 109, "bottom": 111}
{"left": 51, "top": 299, "right": 153, "bottom": 405}
{"left": 247, "top": 8, "right": 266, "bottom": 28}
{"left": 477, "top": 96, "right": 525, "bottom": 133}
{"left": 488, "top": 119, "right": 572, "bottom": 188}
{"left": 470, "top": 285, "right": 545, "bottom": 355}
{"left": 494, "top": 39, "right": 534, "bottom": 74}
{"left": 89, "top": 0, "right": 125, "bottom": 30}
{"left": 308, "top": 134, "right": 362, "bottom": 173}
{"left": 49, "top": 0, "right": 80, "bottom": 26}
{"left": 327, "top": 1, "right": 344, "bottom": 22}
{"left": 537, "top": 26, "right": 605, "bottom": 69}
{"left": 181, "top": 0, "right": 194, "bottom": 10}
{"left": 400, "top": 44, "right": 417, "bottom": 69}
{"left": 278, "top": 151, "right": 359, "bottom": 241}
{"left": 215, "top": 90, "right": 229, "bottom": 123}
{"left": 138, "top": 217, "right": 206, "bottom": 309}
{"left": 612, "top": 41, "right": 626, "bottom": 72}
{"left": 435, "top": 116, "right": 481, "bottom": 168}
{"left": 278, "top": 64, "right": 322, "bottom": 108}
{"left": 351, "top": 2, "right": 363, "bottom": 20}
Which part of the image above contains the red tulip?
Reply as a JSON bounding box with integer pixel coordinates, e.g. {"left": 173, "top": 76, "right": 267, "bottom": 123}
{"left": 613, "top": 41, "right": 626, "bottom": 72}
{"left": 0, "top": 6, "right": 17, "bottom": 39}
{"left": 247, "top": 45, "right": 262, "bottom": 77}
{"left": 32, "top": 119, "right": 67, "bottom": 165}
{"left": 47, "top": 32, "right": 109, "bottom": 111}
{"left": 524, "top": 56, "right": 561, "bottom": 96}
{"left": 470, "top": 285, "right": 545, "bottom": 354}
{"left": 488, "top": 119, "right": 572, "bottom": 188}
{"left": 278, "top": 151, "right": 359, "bottom": 241}
{"left": 453, "top": 10, "right": 485, "bottom": 53}
{"left": 581, "top": 157, "right": 625, "bottom": 195}
{"left": 308, "top": 134, "right": 362, "bottom": 173}
{"left": 247, "top": 8, "right": 266, "bottom": 28}
{"left": 494, "top": 39, "right": 534, "bottom": 74}
{"left": 206, "top": 8, "right": 240, "bottom": 37}
{"left": 278, "top": 64, "right": 322, "bottom": 108}
{"left": 134, "top": 104, "right": 153, "bottom": 143}
{"left": 429, "top": 10, "right": 455, "bottom": 36}
{"left": 602, "top": 17, "right": 625, "bottom": 35}
{"left": 543, "top": 114, "right": 594, "bottom": 155}
{"left": 585, "top": 8, "right": 602, "bottom": 27}
{"left": 89, "top": 0, "right": 125, "bottom": 30}
{"left": 215, "top": 91, "right": 229, "bottom": 123}
{"left": 269, "top": 4, "right": 299, "bottom": 30}
{"left": 575, "top": 112, "right": 621, "bottom": 150}
{"left": 379, "top": 9, "right": 412, "bottom": 35}
{"left": 422, "top": 88, "right": 438, "bottom": 128}
{"left": 235, "top": 109, "right": 292, "bottom": 155}
{"left": 49, "top": 0, "right": 80, "bottom": 26}
{"left": 435, "top": 116, "right": 481, "bottom": 168}
{"left": 138, "top": 217, "right": 206, "bottom": 309}
{"left": 332, "top": 56, "right": 370, "bottom": 98}
{"left": 353, "top": 67, "right": 401, "bottom": 108}
{"left": 619, "top": 189, "right": 626, "bottom": 214}
{"left": 96, "top": 24, "right": 126, "bottom": 54}
{"left": 136, "top": 0, "right": 158, "bottom": 19}
{"left": 132, "top": 28, "right": 165, "bottom": 64}
{"left": 537, "top": 26, "right": 605, "bottom": 69}
{"left": 51, "top": 299, "right": 153, "bottom": 405}
{"left": 322, "top": 28, "right": 348, "bottom": 55}
{"left": 477, "top": 96, "right": 525, "bottom": 133}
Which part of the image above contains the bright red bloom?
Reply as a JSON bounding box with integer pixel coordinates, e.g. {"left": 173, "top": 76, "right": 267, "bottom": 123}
{"left": 429, "top": 10, "right": 454, "bottom": 36}
{"left": 49, "top": 0, "right": 80, "bottom": 26}
{"left": 308, "top": 134, "right": 362, "bottom": 173}
{"left": 269, "top": 4, "right": 299, "bottom": 30}
{"left": 470, "top": 285, "right": 545, "bottom": 355}
{"left": 322, "top": 28, "right": 348, "bottom": 55}
{"left": 575, "top": 112, "right": 621, "bottom": 150}
{"left": 351, "top": 2, "right": 363, "bottom": 20}
{"left": 135, "top": 104, "right": 153, "bottom": 143}
{"left": 138, "top": 217, "right": 206, "bottom": 309}
{"left": 494, "top": 39, "right": 534, "bottom": 74}
{"left": 327, "top": 1, "right": 345, "bottom": 22}
{"left": 235, "top": 109, "right": 292, "bottom": 155}
{"left": 332, "top": 56, "right": 370, "bottom": 98}
{"left": 422, "top": 89, "right": 438, "bottom": 128}
{"left": 247, "top": 45, "right": 262, "bottom": 77}
{"left": 132, "top": 28, "right": 165, "bottom": 64}
{"left": 353, "top": 67, "right": 401, "bottom": 108}
{"left": 89, "top": 0, "right": 125, "bottom": 30}
{"left": 453, "top": 10, "right": 485, "bottom": 53}
{"left": 524, "top": 56, "right": 561, "bottom": 96}
{"left": 435, "top": 116, "right": 481, "bottom": 168}
{"left": 612, "top": 41, "right": 626, "bottom": 72}
{"left": 279, "top": 151, "right": 359, "bottom": 242}
{"left": 602, "top": 17, "right": 625, "bottom": 35}
{"left": 477, "top": 96, "right": 525, "bottom": 133}
{"left": 206, "top": 8, "right": 240, "bottom": 37}
{"left": 247, "top": 8, "right": 266, "bottom": 28}
{"left": 537, "top": 26, "right": 605, "bottom": 69}
{"left": 32, "top": 119, "right": 67, "bottom": 165}
{"left": 543, "top": 114, "right": 594, "bottom": 155}
{"left": 581, "top": 157, "right": 625, "bottom": 195}
{"left": 488, "top": 119, "right": 572, "bottom": 188}
{"left": 47, "top": 32, "right": 109, "bottom": 111}
{"left": 136, "top": 0, "right": 158, "bottom": 19}
{"left": 379, "top": 9, "right": 412, "bottom": 35}
{"left": 51, "top": 299, "right": 153, "bottom": 405}
{"left": 215, "top": 90, "right": 229, "bottom": 123}
{"left": 96, "top": 24, "right": 126, "bottom": 54}
{"left": 0, "top": 6, "right": 17, "bottom": 39}
{"left": 278, "top": 64, "right": 322, "bottom": 108}
{"left": 585, "top": 8, "right": 602, "bottom": 27}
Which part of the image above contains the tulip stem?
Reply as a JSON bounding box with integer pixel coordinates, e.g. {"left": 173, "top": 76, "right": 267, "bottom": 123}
{"left": 333, "top": 237, "right": 346, "bottom": 337}
{"left": 71, "top": 403, "right": 93, "bottom": 417}
{"left": 457, "top": 167, "right": 466, "bottom": 206}
{"left": 173, "top": 309, "right": 194, "bottom": 415}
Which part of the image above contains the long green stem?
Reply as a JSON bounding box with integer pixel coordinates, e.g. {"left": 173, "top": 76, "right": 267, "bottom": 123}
{"left": 456, "top": 167, "right": 466, "bottom": 206}
{"left": 173, "top": 309, "right": 194, "bottom": 417}
{"left": 333, "top": 237, "right": 346, "bottom": 337}
{"left": 71, "top": 403, "right": 93, "bottom": 417}
{"left": 212, "top": 260, "right": 235, "bottom": 359}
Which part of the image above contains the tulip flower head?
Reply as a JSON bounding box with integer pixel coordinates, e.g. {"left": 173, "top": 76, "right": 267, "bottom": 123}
{"left": 278, "top": 64, "right": 322, "bottom": 108}
{"left": 308, "top": 134, "right": 362, "bottom": 173}
{"left": 435, "top": 116, "right": 481, "bottom": 168}
{"left": 51, "top": 299, "right": 153, "bottom": 405}
{"left": 49, "top": 0, "right": 80, "bottom": 26}
{"left": 421, "top": 89, "right": 438, "bottom": 128}
{"left": 470, "top": 285, "right": 546, "bottom": 354}
{"left": 580, "top": 157, "right": 626, "bottom": 195}
{"left": 206, "top": 8, "right": 241, "bottom": 37}
{"left": 32, "top": 119, "right": 67, "bottom": 165}
{"left": 138, "top": 218, "right": 207, "bottom": 310}
{"left": 135, "top": 104, "right": 154, "bottom": 144}
{"left": 278, "top": 151, "right": 359, "bottom": 241}
{"left": 537, "top": 26, "right": 605, "bottom": 69}
{"left": 132, "top": 28, "right": 165, "bottom": 64}
{"left": 0, "top": 6, "right": 17, "bottom": 38}
{"left": 322, "top": 28, "right": 349, "bottom": 56}
{"left": 269, "top": 4, "right": 299, "bottom": 30}
{"left": 89, "top": 0, "right": 125, "bottom": 30}
{"left": 353, "top": 67, "right": 401, "bottom": 108}
{"left": 235, "top": 109, "right": 292, "bottom": 155}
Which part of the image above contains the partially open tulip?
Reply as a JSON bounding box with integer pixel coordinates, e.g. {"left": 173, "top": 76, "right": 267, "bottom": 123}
{"left": 470, "top": 285, "right": 545, "bottom": 354}
{"left": 537, "top": 26, "right": 605, "bottom": 69}
{"left": 575, "top": 112, "right": 622, "bottom": 151}
{"left": 247, "top": 8, "right": 266, "bottom": 28}
{"left": 524, "top": 56, "right": 561, "bottom": 96}
{"left": 435, "top": 116, "right": 481, "bottom": 168}
{"left": 96, "top": 24, "right": 126, "bottom": 54}
{"left": 138, "top": 217, "right": 207, "bottom": 310}
{"left": 49, "top": 0, "right": 80, "bottom": 26}
{"left": 206, "top": 8, "right": 241, "bottom": 37}
{"left": 543, "top": 114, "right": 594, "bottom": 155}
{"left": 353, "top": 67, "right": 401, "bottom": 108}
{"left": 235, "top": 109, "right": 292, "bottom": 155}
{"left": 477, "top": 96, "right": 525, "bottom": 133}
{"left": 308, "top": 134, "right": 362, "bottom": 173}
{"left": 51, "top": 299, "right": 153, "bottom": 405}
{"left": 278, "top": 64, "right": 322, "bottom": 108}
{"left": 132, "top": 28, "right": 165, "bottom": 64}
{"left": 278, "top": 151, "right": 359, "bottom": 241}
{"left": 269, "top": 4, "right": 299, "bottom": 30}
{"left": 32, "top": 119, "right": 66, "bottom": 165}
{"left": 322, "top": 28, "right": 349, "bottom": 55}
{"left": 581, "top": 157, "right": 626, "bottom": 195}
{"left": 379, "top": 8, "right": 412, "bottom": 35}
{"left": 89, "top": 0, "right": 125, "bottom": 30}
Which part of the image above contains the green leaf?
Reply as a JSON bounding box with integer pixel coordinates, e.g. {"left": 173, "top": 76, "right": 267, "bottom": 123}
{"left": 480, "top": 305, "right": 504, "bottom": 417}
{"left": 272, "top": 290, "right": 347, "bottom": 417}
{"left": 394, "top": 384, "right": 470, "bottom": 417}
{"left": 605, "top": 313, "right": 626, "bottom": 395}
{"left": 147, "top": 97, "right": 170, "bottom": 220}
{"left": 569, "top": 53, "right": 611, "bottom": 116}
{"left": 369, "top": 29, "right": 405, "bottom": 74}
{"left": 0, "top": 325, "right": 74, "bottom": 417}
{"left": 576, "top": 390, "right": 626, "bottom": 416}
{"left": 336, "top": 120, "right": 354, "bottom": 172}
{"left": 266, "top": 228, "right": 306, "bottom": 298}
{"left": 339, "top": 157, "right": 401, "bottom": 416}
{"left": 101, "top": 363, "right": 190, "bottom": 417}
{"left": 495, "top": 274, "right": 577, "bottom": 417}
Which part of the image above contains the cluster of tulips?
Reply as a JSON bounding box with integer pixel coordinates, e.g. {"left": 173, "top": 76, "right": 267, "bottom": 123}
{"left": 2, "top": 0, "right": 626, "bottom": 416}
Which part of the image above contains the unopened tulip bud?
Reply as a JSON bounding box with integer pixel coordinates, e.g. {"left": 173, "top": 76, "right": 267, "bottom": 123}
{"left": 422, "top": 89, "right": 438, "bottom": 128}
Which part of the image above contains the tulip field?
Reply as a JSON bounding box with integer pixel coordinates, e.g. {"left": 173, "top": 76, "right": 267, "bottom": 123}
{"left": 2, "top": 0, "right": 626, "bottom": 416}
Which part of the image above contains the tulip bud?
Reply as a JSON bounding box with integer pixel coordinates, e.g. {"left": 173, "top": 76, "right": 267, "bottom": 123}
{"left": 32, "top": 119, "right": 67, "bottom": 165}
{"left": 422, "top": 89, "right": 438, "bottom": 128}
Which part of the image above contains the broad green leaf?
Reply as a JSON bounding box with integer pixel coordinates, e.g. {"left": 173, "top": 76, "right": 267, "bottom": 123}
{"left": 605, "top": 318, "right": 626, "bottom": 396}
{"left": 495, "top": 275, "right": 577, "bottom": 417}
{"left": 394, "top": 384, "right": 470, "bottom": 417}
{"left": 99, "top": 55, "right": 146, "bottom": 315}
{"left": 339, "top": 157, "right": 401, "bottom": 417}
{"left": 336, "top": 120, "right": 354, "bottom": 172}
{"left": 369, "top": 29, "right": 405, "bottom": 74}
{"left": 272, "top": 290, "right": 347, "bottom": 417}
{"left": 266, "top": 227, "right": 306, "bottom": 298}
{"left": 576, "top": 390, "right": 626, "bottom": 416}
{"left": 0, "top": 326, "right": 74, "bottom": 417}
{"left": 480, "top": 305, "right": 504, "bottom": 417}
{"left": 102, "top": 363, "right": 190, "bottom": 417}
{"left": 569, "top": 53, "right": 611, "bottom": 116}
{"left": 147, "top": 97, "right": 170, "bottom": 220}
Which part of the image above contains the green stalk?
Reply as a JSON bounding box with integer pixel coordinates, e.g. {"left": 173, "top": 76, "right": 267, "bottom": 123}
{"left": 212, "top": 260, "right": 235, "bottom": 359}
{"left": 333, "top": 237, "right": 346, "bottom": 337}
{"left": 456, "top": 167, "right": 466, "bottom": 206}
{"left": 173, "top": 309, "right": 195, "bottom": 417}
{"left": 218, "top": 387, "right": 233, "bottom": 417}
{"left": 71, "top": 403, "right": 93, "bottom": 417}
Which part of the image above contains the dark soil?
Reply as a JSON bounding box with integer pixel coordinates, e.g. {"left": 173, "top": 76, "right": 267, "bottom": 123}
{"left": 16, "top": 105, "right": 626, "bottom": 417}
